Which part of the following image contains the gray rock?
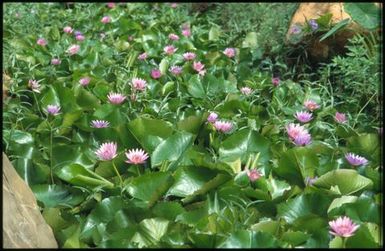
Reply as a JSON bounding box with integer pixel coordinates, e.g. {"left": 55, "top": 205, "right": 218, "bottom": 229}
{"left": 2, "top": 152, "right": 58, "bottom": 248}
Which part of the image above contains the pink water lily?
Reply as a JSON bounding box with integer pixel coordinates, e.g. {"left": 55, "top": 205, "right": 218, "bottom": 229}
{"left": 101, "top": 16, "right": 111, "bottom": 23}
{"left": 286, "top": 123, "right": 312, "bottom": 146}
{"left": 247, "top": 169, "right": 261, "bottom": 182}
{"left": 293, "top": 132, "right": 312, "bottom": 146}
{"left": 272, "top": 77, "right": 280, "bottom": 86}
{"left": 164, "top": 45, "right": 177, "bottom": 55}
{"left": 183, "top": 52, "right": 196, "bottom": 61}
{"left": 295, "top": 111, "right": 313, "bottom": 123}
{"left": 182, "top": 28, "right": 191, "bottom": 37}
{"left": 28, "top": 80, "right": 41, "bottom": 93}
{"left": 76, "top": 34, "right": 85, "bottom": 41}
{"left": 286, "top": 123, "right": 305, "bottom": 140}
{"left": 240, "top": 87, "right": 253, "bottom": 96}
{"left": 79, "top": 77, "right": 91, "bottom": 86}
{"left": 170, "top": 66, "right": 182, "bottom": 75}
{"left": 131, "top": 78, "right": 147, "bottom": 91}
{"left": 168, "top": 33, "right": 180, "bottom": 41}
{"left": 67, "top": 44, "right": 80, "bottom": 55}
{"left": 329, "top": 216, "right": 359, "bottom": 238}
{"left": 138, "top": 52, "right": 148, "bottom": 60}
{"left": 151, "top": 69, "right": 162, "bottom": 79}
{"left": 37, "top": 38, "right": 47, "bottom": 46}
{"left": 51, "top": 58, "right": 61, "bottom": 65}
{"left": 304, "top": 100, "right": 320, "bottom": 111}
{"left": 125, "top": 148, "right": 149, "bottom": 164}
{"left": 193, "top": 61, "right": 205, "bottom": 72}
{"left": 214, "top": 120, "right": 233, "bottom": 133}
{"left": 107, "top": 2, "right": 116, "bottom": 8}
{"left": 207, "top": 112, "right": 218, "bottom": 123}
{"left": 95, "top": 142, "right": 118, "bottom": 161}
{"left": 90, "top": 120, "right": 110, "bottom": 128}
{"left": 63, "top": 26, "right": 73, "bottom": 34}
{"left": 107, "top": 92, "right": 126, "bottom": 104}
{"left": 335, "top": 112, "right": 347, "bottom": 123}
{"left": 223, "top": 48, "right": 235, "bottom": 58}
{"left": 46, "top": 105, "right": 61, "bottom": 116}
{"left": 193, "top": 61, "right": 206, "bottom": 76}
{"left": 345, "top": 153, "right": 368, "bottom": 166}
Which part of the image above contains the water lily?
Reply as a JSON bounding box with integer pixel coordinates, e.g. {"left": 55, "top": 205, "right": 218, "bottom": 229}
{"left": 295, "top": 111, "right": 313, "bottom": 123}
{"left": 107, "top": 92, "right": 126, "bottom": 104}
{"left": 131, "top": 78, "right": 147, "bottom": 91}
{"left": 293, "top": 132, "right": 312, "bottom": 146}
{"left": 67, "top": 44, "right": 80, "bottom": 55}
{"left": 95, "top": 142, "right": 117, "bottom": 161}
{"left": 304, "top": 100, "right": 320, "bottom": 111}
{"left": 90, "top": 120, "right": 110, "bottom": 128}
{"left": 51, "top": 58, "right": 61, "bottom": 65}
{"left": 151, "top": 69, "right": 162, "bottom": 79}
{"left": 207, "top": 112, "right": 218, "bottom": 123}
{"left": 164, "top": 45, "right": 177, "bottom": 55}
{"left": 335, "top": 112, "right": 347, "bottom": 123}
{"left": 28, "top": 80, "right": 41, "bottom": 93}
{"left": 46, "top": 105, "right": 60, "bottom": 116}
{"left": 79, "top": 77, "right": 91, "bottom": 86}
{"left": 345, "top": 153, "right": 368, "bottom": 166}
{"left": 286, "top": 123, "right": 312, "bottom": 146}
{"left": 75, "top": 34, "right": 85, "bottom": 41}
{"left": 240, "top": 87, "right": 253, "bottom": 96}
{"left": 37, "top": 38, "right": 47, "bottom": 46}
{"left": 182, "top": 28, "right": 191, "bottom": 37}
{"left": 63, "top": 26, "right": 73, "bottom": 34}
{"left": 309, "top": 19, "right": 319, "bottom": 31}
{"left": 193, "top": 61, "right": 206, "bottom": 76}
{"left": 170, "top": 66, "right": 183, "bottom": 76}
{"left": 183, "top": 52, "right": 196, "bottom": 61}
{"left": 138, "top": 52, "right": 148, "bottom": 60}
{"left": 125, "top": 148, "right": 149, "bottom": 165}
{"left": 247, "top": 169, "right": 261, "bottom": 181}
{"left": 101, "top": 16, "right": 111, "bottom": 23}
{"left": 107, "top": 2, "right": 115, "bottom": 8}
{"left": 223, "top": 48, "right": 235, "bottom": 58}
{"left": 168, "top": 33, "right": 179, "bottom": 41}
{"left": 214, "top": 120, "right": 233, "bottom": 133}
{"left": 272, "top": 77, "right": 280, "bottom": 86}
{"left": 329, "top": 216, "right": 359, "bottom": 238}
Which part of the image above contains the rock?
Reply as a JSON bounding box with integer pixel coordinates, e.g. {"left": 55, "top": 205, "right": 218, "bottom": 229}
{"left": 2, "top": 73, "right": 11, "bottom": 102}
{"left": 287, "top": 3, "right": 353, "bottom": 40}
{"left": 285, "top": 3, "right": 359, "bottom": 63}
{"left": 189, "top": 3, "right": 216, "bottom": 13}
{"left": 2, "top": 152, "right": 58, "bottom": 248}
{"left": 285, "top": 3, "right": 381, "bottom": 64}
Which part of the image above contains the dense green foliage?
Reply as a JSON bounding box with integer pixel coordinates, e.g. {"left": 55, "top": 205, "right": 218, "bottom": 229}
{"left": 3, "top": 3, "right": 381, "bottom": 248}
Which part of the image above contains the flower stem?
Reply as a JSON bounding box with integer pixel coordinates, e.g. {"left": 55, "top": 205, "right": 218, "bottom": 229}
{"left": 251, "top": 152, "right": 261, "bottom": 169}
{"left": 32, "top": 91, "right": 43, "bottom": 118}
{"left": 136, "top": 165, "right": 141, "bottom": 176}
{"left": 112, "top": 160, "right": 123, "bottom": 187}
{"left": 244, "top": 154, "right": 253, "bottom": 171}
{"left": 352, "top": 92, "right": 376, "bottom": 128}
{"left": 342, "top": 237, "right": 347, "bottom": 248}
{"left": 47, "top": 119, "right": 54, "bottom": 184}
